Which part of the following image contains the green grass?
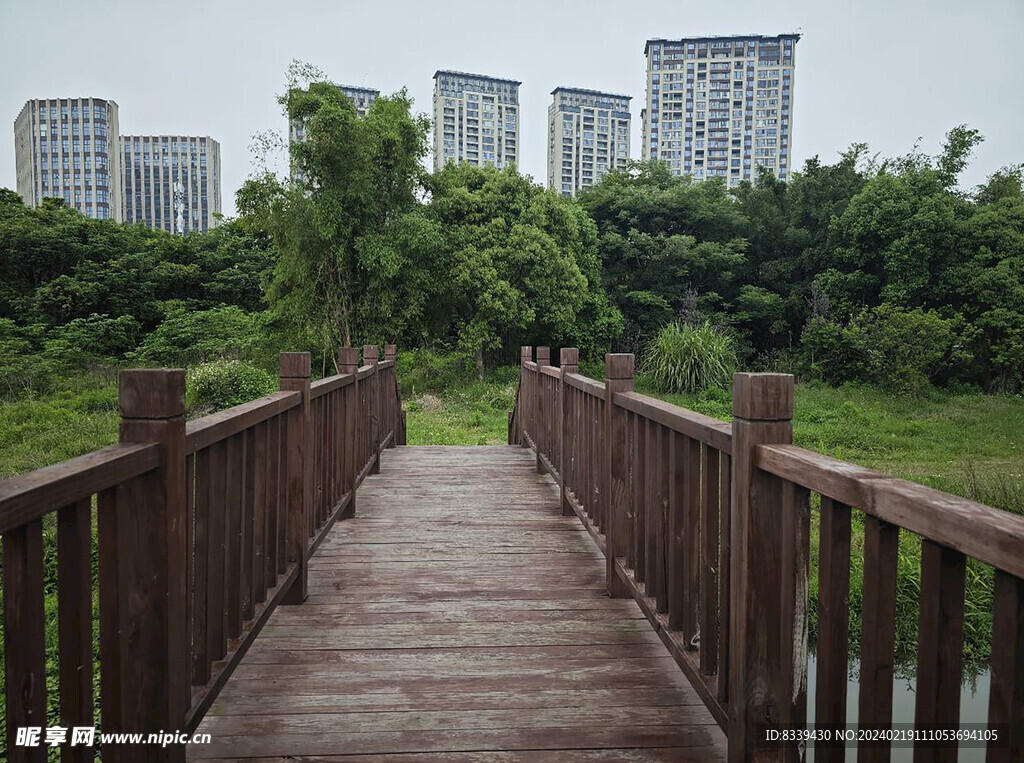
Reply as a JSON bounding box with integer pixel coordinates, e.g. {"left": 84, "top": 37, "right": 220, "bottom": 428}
{"left": 404, "top": 381, "right": 515, "bottom": 446}
{"left": 643, "top": 380, "right": 1024, "bottom": 512}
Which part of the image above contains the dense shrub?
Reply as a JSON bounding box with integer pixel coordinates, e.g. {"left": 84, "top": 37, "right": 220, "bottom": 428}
{"left": 396, "top": 348, "right": 479, "bottom": 395}
{"left": 186, "top": 360, "right": 276, "bottom": 411}
{"left": 802, "top": 305, "right": 976, "bottom": 395}
{"left": 642, "top": 321, "right": 737, "bottom": 394}
{"left": 131, "top": 306, "right": 268, "bottom": 368}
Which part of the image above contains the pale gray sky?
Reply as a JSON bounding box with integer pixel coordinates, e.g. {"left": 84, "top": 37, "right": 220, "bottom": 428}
{"left": 2, "top": 0, "right": 1022, "bottom": 215}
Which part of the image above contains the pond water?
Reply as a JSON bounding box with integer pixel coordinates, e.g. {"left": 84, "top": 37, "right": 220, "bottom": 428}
{"left": 805, "top": 655, "right": 992, "bottom": 762}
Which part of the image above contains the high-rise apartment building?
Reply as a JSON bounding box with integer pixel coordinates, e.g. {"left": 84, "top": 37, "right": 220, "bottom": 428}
{"left": 121, "top": 136, "right": 222, "bottom": 234}
{"left": 642, "top": 33, "right": 799, "bottom": 186}
{"left": 288, "top": 84, "right": 378, "bottom": 145}
{"left": 547, "top": 87, "right": 631, "bottom": 197}
{"left": 13, "top": 97, "right": 122, "bottom": 220}
{"left": 432, "top": 70, "right": 520, "bottom": 171}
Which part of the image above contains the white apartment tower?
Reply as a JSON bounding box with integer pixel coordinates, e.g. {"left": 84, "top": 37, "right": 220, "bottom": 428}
{"left": 547, "top": 87, "right": 631, "bottom": 197}
{"left": 121, "top": 136, "right": 222, "bottom": 234}
{"left": 642, "top": 33, "right": 799, "bottom": 186}
{"left": 13, "top": 97, "right": 123, "bottom": 220}
{"left": 433, "top": 71, "right": 520, "bottom": 171}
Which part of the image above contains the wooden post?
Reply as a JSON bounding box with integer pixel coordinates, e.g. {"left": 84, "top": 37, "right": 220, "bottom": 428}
{"left": 518, "top": 346, "right": 531, "bottom": 447}
{"left": 728, "top": 372, "right": 797, "bottom": 763}
{"left": 385, "top": 344, "right": 398, "bottom": 449}
{"left": 279, "top": 352, "right": 311, "bottom": 605}
{"left": 338, "top": 346, "right": 359, "bottom": 518}
{"left": 535, "top": 347, "right": 550, "bottom": 474}
{"left": 363, "top": 345, "right": 381, "bottom": 474}
{"left": 106, "top": 368, "right": 188, "bottom": 761}
{"left": 559, "top": 348, "right": 579, "bottom": 516}
{"left": 604, "top": 354, "right": 634, "bottom": 597}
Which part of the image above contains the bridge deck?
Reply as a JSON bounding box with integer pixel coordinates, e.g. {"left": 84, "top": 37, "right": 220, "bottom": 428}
{"left": 190, "top": 445, "right": 726, "bottom": 762}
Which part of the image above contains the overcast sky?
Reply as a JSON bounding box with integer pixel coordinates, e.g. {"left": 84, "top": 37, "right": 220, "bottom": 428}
{"left": 2, "top": 0, "right": 1022, "bottom": 215}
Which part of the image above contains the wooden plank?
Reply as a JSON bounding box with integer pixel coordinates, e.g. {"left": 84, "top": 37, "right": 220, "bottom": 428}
{"left": 913, "top": 540, "right": 966, "bottom": 763}
{"left": 857, "top": 516, "right": 900, "bottom": 763}
{"left": 3, "top": 519, "right": 47, "bottom": 763}
{"left": 0, "top": 442, "right": 158, "bottom": 534}
{"left": 815, "top": 497, "right": 851, "bottom": 763}
{"left": 189, "top": 446, "right": 726, "bottom": 762}
{"left": 987, "top": 570, "right": 1024, "bottom": 763}
{"left": 57, "top": 498, "right": 94, "bottom": 763}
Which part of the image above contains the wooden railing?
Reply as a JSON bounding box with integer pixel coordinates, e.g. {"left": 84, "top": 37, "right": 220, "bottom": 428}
{"left": 1, "top": 344, "right": 404, "bottom": 763}
{"left": 513, "top": 345, "right": 1024, "bottom": 763}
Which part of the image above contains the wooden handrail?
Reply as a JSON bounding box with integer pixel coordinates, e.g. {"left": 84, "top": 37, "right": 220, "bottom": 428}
{"left": 0, "top": 344, "right": 406, "bottom": 761}
{"left": 757, "top": 442, "right": 1024, "bottom": 578}
{"left": 511, "top": 346, "right": 1024, "bottom": 761}
{"left": 186, "top": 390, "right": 302, "bottom": 453}
{"left": 0, "top": 442, "right": 159, "bottom": 534}
{"left": 309, "top": 370, "right": 355, "bottom": 398}
{"left": 614, "top": 390, "right": 732, "bottom": 454}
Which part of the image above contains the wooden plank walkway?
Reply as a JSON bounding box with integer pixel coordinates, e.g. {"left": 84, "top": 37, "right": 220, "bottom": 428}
{"left": 190, "top": 445, "right": 726, "bottom": 762}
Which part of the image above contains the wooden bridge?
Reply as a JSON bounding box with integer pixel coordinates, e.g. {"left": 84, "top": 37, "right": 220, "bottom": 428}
{"left": 2, "top": 345, "right": 1023, "bottom": 762}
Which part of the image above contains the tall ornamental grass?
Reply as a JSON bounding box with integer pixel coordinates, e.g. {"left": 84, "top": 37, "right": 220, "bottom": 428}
{"left": 643, "top": 321, "right": 737, "bottom": 394}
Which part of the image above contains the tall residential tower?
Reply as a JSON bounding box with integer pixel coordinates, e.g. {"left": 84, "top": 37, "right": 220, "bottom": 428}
{"left": 121, "top": 136, "right": 222, "bottom": 234}
{"left": 432, "top": 70, "right": 520, "bottom": 171}
{"left": 547, "top": 87, "right": 630, "bottom": 197}
{"left": 13, "top": 97, "right": 122, "bottom": 220}
{"left": 642, "top": 33, "right": 799, "bottom": 185}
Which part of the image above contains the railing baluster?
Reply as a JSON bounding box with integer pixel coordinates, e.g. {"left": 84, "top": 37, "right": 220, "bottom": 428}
{"left": 225, "top": 432, "right": 244, "bottom": 639}
{"left": 987, "top": 569, "right": 1024, "bottom": 762}
{"left": 682, "top": 435, "right": 700, "bottom": 649}
{"left": 858, "top": 515, "right": 900, "bottom": 763}
{"left": 4, "top": 518, "right": 47, "bottom": 763}
{"left": 718, "top": 451, "right": 732, "bottom": 705}
{"left": 193, "top": 446, "right": 212, "bottom": 684}
{"left": 816, "top": 496, "right": 852, "bottom": 762}
{"left": 647, "top": 422, "right": 663, "bottom": 603}
{"left": 252, "top": 421, "right": 268, "bottom": 606}
{"left": 207, "top": 439, "right": 227, "bottom": 662}
{"left": 656, "top": 423, "right": 670, "bottom": 614}
{"left": 58, "top": 498, "right": 94, "bottom": 763}
{"left": 914, "top": 540, "right": 966, "bottom": 762}
{"left": 699, "top": 446, "right": 720, "bottom": 675}
{"left": 668, "top": 429, "right": 685, "bottom": 630}
{"left": 241, "top": 427, "right": 255, "bottom": 622}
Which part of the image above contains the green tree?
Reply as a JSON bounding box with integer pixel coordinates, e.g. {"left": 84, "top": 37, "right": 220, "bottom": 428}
{"left": 419, "top": 164, "right": 621, "bottom": 375}
{"left": 239, "top": 65, "right": 431, "bottom": 361}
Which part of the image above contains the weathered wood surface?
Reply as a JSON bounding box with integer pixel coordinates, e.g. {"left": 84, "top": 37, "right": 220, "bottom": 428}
{"left": 190, "top": 446, "right": 725, "bottom": 761}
